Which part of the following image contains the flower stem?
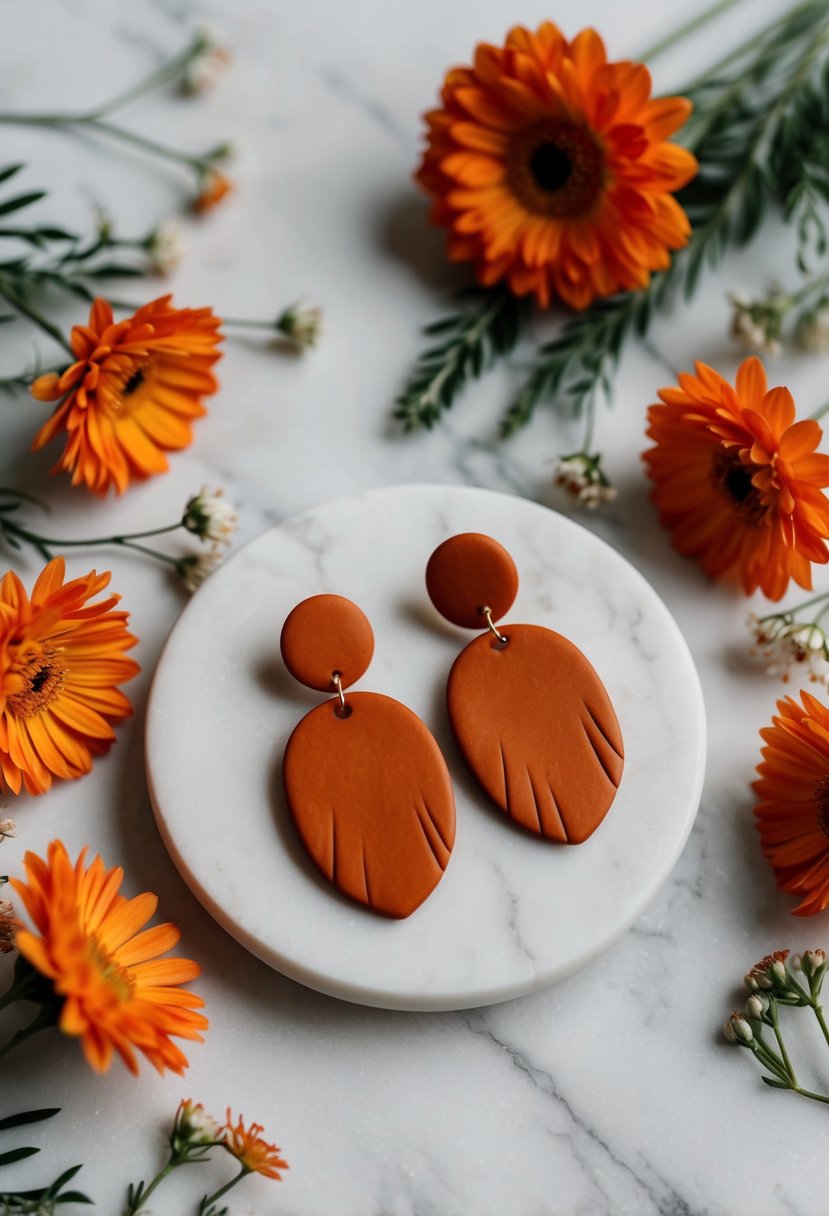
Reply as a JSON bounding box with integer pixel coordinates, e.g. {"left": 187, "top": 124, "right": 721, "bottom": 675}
{"left": 811, "top": 401, "right": 829, "bottom": 421}
{"left": 88, "top": 40, "right": 203, "bottom": 120}
{"left": 0, "top": 278, "right": 73, "bottom": 356}
{"left": 768, "top": 1004, "right": 798, "bottom": 1086}
{"left": 122, "top": 1157, "right": 177, "bottom": 1216}
{"left": 638, "top": 0, "right": 746, "bottom": 63}
{"left": 0, "top": 1019, "right": 46, "bottom": 1061}
{"left": 812, "top": 1003, "right": 829, "bottom": 1050}
{"left": 0, "top": 516, "right": 185, "bottom": 567}
{"left": 792, "top": 1085, "right": 829, "bottom": 1105}
{"left": 198, "top": 1165, "right": 251, "bottom": 1214}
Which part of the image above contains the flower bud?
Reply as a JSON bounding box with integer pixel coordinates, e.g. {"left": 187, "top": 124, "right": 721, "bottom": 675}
{"left": 802, "top": 949, "right": 827, "bottom": 977}
{"left": 725, "top": 1012, "right": 754, "bottom": 1044}
{"left": 746, "top": 992, "right": 768, "bottom": 1019}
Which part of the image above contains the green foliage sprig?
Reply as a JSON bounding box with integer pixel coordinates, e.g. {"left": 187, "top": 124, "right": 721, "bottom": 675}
{"left": 394, "top": 289, "right": 526, "bottom": 430}
{"left": 724, "top": 948, "right": 829, "bottom": 1105}
{"left": 0, "top": 1108, "right": 91, "bottom": 1214}
{"left": 398, "top": 0, "right": 829, "bottom": 439}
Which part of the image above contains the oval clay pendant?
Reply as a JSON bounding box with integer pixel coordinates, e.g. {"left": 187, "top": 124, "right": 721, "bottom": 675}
{"left": 427, "top": 533, "right": 624, "bottom": 844}
{"left": 447, "top": 625, "right": 623, "bottom": 843}
{"left": 281, "top": 596, "right": 455, "bottom": 919}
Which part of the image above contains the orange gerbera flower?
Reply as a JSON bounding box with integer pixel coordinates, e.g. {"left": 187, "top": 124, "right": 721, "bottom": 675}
{"left": 644, "top": 356, "right": 829, "bottom": 601}
{"left": 416, "top": 22, "right": 697, "bottom": 310}
{"left": 31, "top": 296, "right": 223, "bottom": 496}
{"left": 11, "top": 839, "right": 207, "bottom": 1074}
{"left": 753, "top": 692, "right": 829, "bottom": 916}
{"left": 0, "top": 558, "right": 139, "bottom": 795}
{"left": 222, "top": 1110, "right": 289, "bottom": 1179}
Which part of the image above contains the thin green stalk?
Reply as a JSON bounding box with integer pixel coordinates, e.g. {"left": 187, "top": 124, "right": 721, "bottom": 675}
{"left": 792, "top": 1085, "right": 829, "bottom": 1104}
{"left": 812, "top": 1004, "right": 829, "bottom": 1050}
{"left": 768, "top": 1004, "right": 798, "bottom": 1085}
{"left": 199, "top": 1165, "right": 250, "bottom": 1214}
{"left": 88, "top": 42, "right": 202, "bottom": 119}
{"left": 0, "top": 971, "right": 39, "bottom": 1012}
{"left": 123, "top": 1159, "right": 177, "bottom": 1216}
{"left": 0, "top": 1020, "right": 45, "bottom": 1061}
{"left": 679, "top": 0, "right": 825, "bottom": 93}
{"left": 638, "top": 0, "right": 747, "bottom": 63}
{"left": 0, "top": 517, "right": 185, "bottom": 567}
{"left": 0, "top": 280, "right": 73, "bottom": 355}
{"left": 581, "top": 393, "right": 596, "bottom": 453}
{"left": 811, "top": 401, "right": 829, "bottom": 420}
{"left": 87, "top": 119, "right": 204, "bottom": 170}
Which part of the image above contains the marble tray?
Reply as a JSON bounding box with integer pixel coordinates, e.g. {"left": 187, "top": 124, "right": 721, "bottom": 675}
{"left": 146, "top": 485, "right": 706, "bottom": 1010}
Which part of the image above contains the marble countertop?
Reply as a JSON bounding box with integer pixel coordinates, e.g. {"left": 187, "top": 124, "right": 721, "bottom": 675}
{"left": 0, "top": 0, "right": 826, "bottom": 1213}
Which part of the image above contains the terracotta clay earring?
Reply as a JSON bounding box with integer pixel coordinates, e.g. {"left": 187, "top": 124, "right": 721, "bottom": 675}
{"left": 425, "top": 533, "right": 624, "bottom": 844}
{"left": 280, "top": 594, "right": 456, "bottom": 918}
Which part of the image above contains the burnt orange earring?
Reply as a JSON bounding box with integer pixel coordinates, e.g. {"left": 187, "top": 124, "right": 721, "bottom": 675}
{"left": 426, "top": 533, "right": 624, "bottom": 844}
{"left": 280, "top": 594, "right": 456, "bottom": 918}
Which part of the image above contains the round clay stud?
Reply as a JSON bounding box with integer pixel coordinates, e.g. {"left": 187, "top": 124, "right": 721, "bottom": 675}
{"left": 281, "top": 594, "right": 374, "bottom": 692}
{"left": 426, "top": 533, "right": 519, "bottom": 629}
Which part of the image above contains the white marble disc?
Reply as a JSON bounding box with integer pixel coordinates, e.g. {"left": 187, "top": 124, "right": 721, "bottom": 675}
{"left": 146, "top": 485, "right": 706, "bottom": 1011}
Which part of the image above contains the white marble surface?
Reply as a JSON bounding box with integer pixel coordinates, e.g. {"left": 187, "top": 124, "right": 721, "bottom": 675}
{"left": 147, "top": 485, "right": 705, "bottom": 1009}
{"left": 1, "top": 0, "right": 828, "bottom": 1212}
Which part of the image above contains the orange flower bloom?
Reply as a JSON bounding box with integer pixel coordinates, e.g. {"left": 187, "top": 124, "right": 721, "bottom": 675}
{"left": 195, "top": 169, "right": 233, "bottom": 213}
{"left": 222, "top": 1110, "right": 288, "bottom": 1179}
{"left": 644, "top": 357, "right": 829, "bottom": 601}
{"left": 754, "top": 692, "right": 829, "bottom": 916}
{"left": 416, "top": 22, "right": 697, "bottom": 310}
{"left": 11, "top": 839, "right": 207, "bottom": 1074}
{"left": 31, "top": 296, "right": 222, "bottom": 496}
{"left": 0, "top": 558, "right": 139, "bottom": 796}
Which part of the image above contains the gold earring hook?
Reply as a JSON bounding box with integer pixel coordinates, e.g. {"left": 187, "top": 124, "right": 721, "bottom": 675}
{"left": 330, "top": 670, "right": 349, "bottom": 716}
{"left": 479, "top": 606, "right": 508, "bottom": 646}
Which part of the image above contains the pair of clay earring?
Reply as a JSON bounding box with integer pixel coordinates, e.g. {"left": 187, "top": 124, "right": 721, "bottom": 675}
{"left": 280, "top": 532, "right": 624, "bottom": 920}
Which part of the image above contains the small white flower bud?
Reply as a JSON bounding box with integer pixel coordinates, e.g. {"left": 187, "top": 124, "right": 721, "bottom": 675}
{"left": 746, "top": 993, "right": 768, "bottom": 1019}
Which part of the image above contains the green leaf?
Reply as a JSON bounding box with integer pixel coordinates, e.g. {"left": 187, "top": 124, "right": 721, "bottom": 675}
{"left": 0, "top": 1109, "right": 60, "bottom": 1133}
{"left": 0, "top": 165, "right": 24, "bottom": 187}
{"left": 0, "top": 1145, "right": 40, "bottom": 1167}
{"left": 0, "top": 191, "right": 46, "bottom": 218}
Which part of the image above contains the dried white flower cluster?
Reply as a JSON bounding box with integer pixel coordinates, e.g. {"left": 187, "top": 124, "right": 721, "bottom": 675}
{"left": 796, "top": 301, "right": 829, "bottom": 353}
{"left": 276, "top": 303, "right": 323, "bottom": 351}
{"left": 183, "top": 25, "right": 232, "bottom": 95}
{"left": 748, "top": 611, "right": 829, "bottom": 687}
{"left": 729, "top": 290, "right": 784, "bottom": 357}
{"left": 177, "top": 487, "right": 239, "bottom": 593}
{"left": 147, "top": 219, "right": 185, "bottom": 275}
{"left": 554, "top": 452, "right": 617, "bottom": 510}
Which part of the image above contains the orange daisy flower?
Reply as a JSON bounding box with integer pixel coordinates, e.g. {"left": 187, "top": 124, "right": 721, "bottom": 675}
{"left": 30, "top": 295, "right": 223, "bottom": 496}
{"left": 222, "top": 1110, "right": 288, "bottom": 1179}
{"left": 11, "top": 839, "right": 207, "bottom": 1074}
{"left": 0, "top": 557, "right": 139, "bottom": 796}
{"left": 754, "top": 692, "right": 829, "bottom": 917}
{"left": 416, "top": 22, "right": 697, "bottom": 310}
{"left": 644, "top": 356, "right": 829, "bottom": 601}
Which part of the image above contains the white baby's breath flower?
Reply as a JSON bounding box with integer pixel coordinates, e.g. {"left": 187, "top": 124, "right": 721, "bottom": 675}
{"left": 0, "top": 817, "right": 16, "bottom": 841}
{"left": 183, "top": 487, "right": 238, "bottom": 544}
{"left": 728, "top": 290, "right": 783, "bottom": 356}
{"left": 276, "top": 302, "right": 323, "bottom": 351}
{"left": 748, "top": 612, "right": 829, "bottom": 687}
{"left": 147, "top": 219, "right": 185, "bottom": 275}
{"left": 183, "top": 25, "right": 231, "bottom": 95}
{"left": 554, "top": 451, "right": 617, "bottom": 510}
{"left": 796, "top": 301, "right": 829, "bottom": 353}
{"left": 177, "top": 546, "right": 223, "bottom": 593}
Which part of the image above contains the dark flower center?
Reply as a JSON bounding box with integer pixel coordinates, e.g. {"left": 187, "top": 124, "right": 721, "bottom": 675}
{"left": 507, "top": 121, "right": 604, "bottom": 218}
{"left": 7, "top": 646, "right": 65, "bottom": 717}
{"left": 711, "top": 449, "right": 767, "bottom": 526}
{"left": 814, "top": 775, "right": 829, "bottom": 837}
{"left": 123, "top": 368, "right": 145, "bottom": 397}
{"left": 529, "top": 143, "right": 572, "bottom": 193}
